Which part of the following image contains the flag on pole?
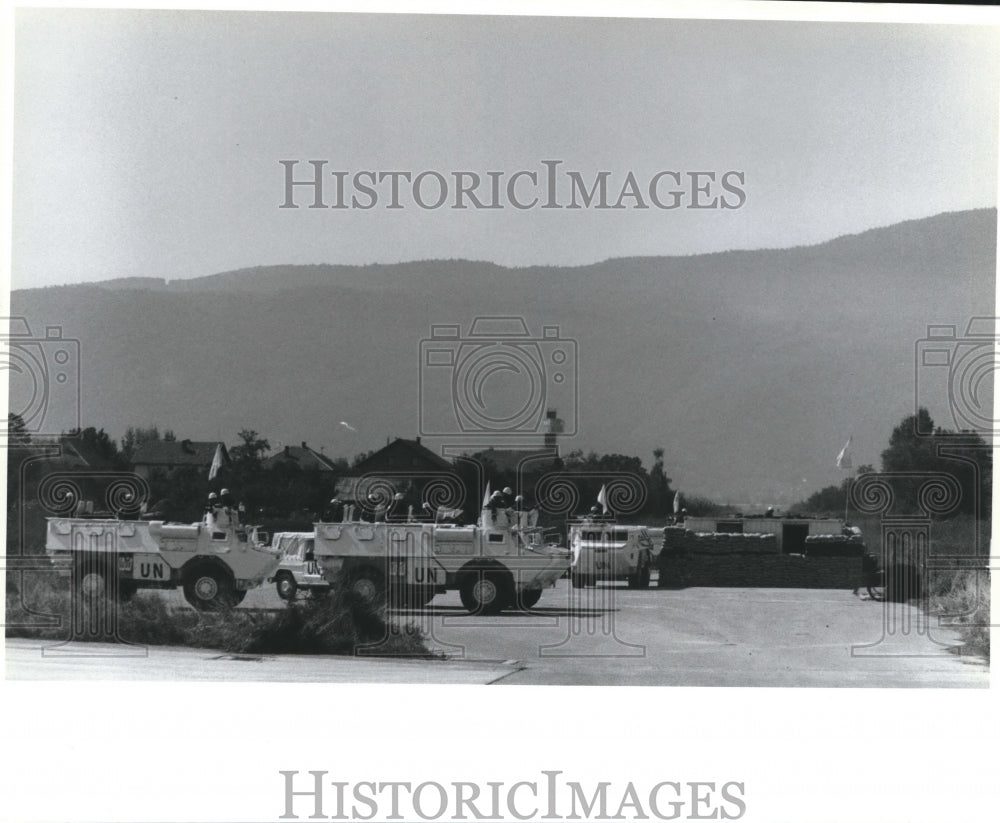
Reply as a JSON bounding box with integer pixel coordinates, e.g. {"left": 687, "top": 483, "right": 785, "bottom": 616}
{"left": 481, "top": 482, "right": 491, "bottom": 510}
{"left": 597, "top": 484, "right": 608, "bottom": 514}
{"left": 673, "top": 491, "right": 682, "bottom": 515}
{"left": 208, "top": 443, "right": 223, "bottom": 481}
{"left": 836, "top": 437, "right": 852, "bottom": 470}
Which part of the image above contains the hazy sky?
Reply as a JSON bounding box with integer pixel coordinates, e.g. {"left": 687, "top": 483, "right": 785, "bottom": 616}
{"left": 10, "top": 9, "right": 1000, "bottom": 288}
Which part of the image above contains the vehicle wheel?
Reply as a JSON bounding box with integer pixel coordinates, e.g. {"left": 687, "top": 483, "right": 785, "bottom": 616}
{"left": 460, "top": 570, "right": 509, "bottom": 615}
{"left": 348, "top": 567, "right": 386, "bottom": 606}
{"left": 73, "top": 555, "right": 111, "bottom": 602}
{"left": 183, "top": 566, "right": 236, "bottom": 611}
{"left": 516, "top": 588, "right": 543, "bottom": 610}
{"left": 232, "top": 589, "right": 247, "bottom": 606}
{"left": 275, "top": 572, "right": 298, "bottom": 601}
{"left": 75, "top": 567, "right": 109, "bottom": 602}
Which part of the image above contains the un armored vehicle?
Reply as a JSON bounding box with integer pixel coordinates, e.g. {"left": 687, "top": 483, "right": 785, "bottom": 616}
{"left": 311, "top": 508, "right": 571, "bottom": 614}
{"left": 269, "top": 532, "right": 330, "bottom": 600}
{"left": 45, "top": 516, "right": 280, "bottom": 610}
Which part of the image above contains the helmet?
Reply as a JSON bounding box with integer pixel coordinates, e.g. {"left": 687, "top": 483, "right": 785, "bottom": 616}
{"left": 208, "top": 492, "right": 218, "bottom": 500}
{"left": 515, "top": 495, "right": 524, "bottom": 503}
{"left": 503, "top": 487, "right": 513, "bottom": 495}
{"left": 394, "top": 493, "right": 404, "bottom": 500}
{"left": 330, "top": 498, "right": 339, "bottom": 504}
{"left": 220, "top": 488, "right": 230, "bottom": 496}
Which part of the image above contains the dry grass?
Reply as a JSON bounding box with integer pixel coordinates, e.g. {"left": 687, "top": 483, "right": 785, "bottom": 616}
{"left": 6, "top": 571, "right": 434, "bottom": 657}
{"left": 929, "top": 569, "right": 991, "bottom": 661}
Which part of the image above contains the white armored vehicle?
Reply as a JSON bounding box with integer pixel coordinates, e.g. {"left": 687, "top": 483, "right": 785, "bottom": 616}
{"left": 269, "top": 532, "right": 330, "bottom": 600}
{"left": 45, "top": 516, "right": 280, "bottom": 610}
{"left": 569, "top": 523, "right": 658, "bottom": 589}
{"left": 311, "top": 508, "right": 571, "bottom": 614}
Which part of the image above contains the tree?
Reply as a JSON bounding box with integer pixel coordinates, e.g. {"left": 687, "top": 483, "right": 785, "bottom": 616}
{"left": 880, "top": 409, "right": 989, "bottom": 517}
{"left": 646, "top": 447, "right": 674, "bottom": 518}
{"left": 121, "top": 425, "right": 161, "bottom": 463}
{"left": 230, "top": 429, "right": 270, "bottom": 467}
{"left": 65, "top": 426, "right": 122, "bottom": 466}
{"left": 7, "top": 413, "right": 30, "bottom": 445}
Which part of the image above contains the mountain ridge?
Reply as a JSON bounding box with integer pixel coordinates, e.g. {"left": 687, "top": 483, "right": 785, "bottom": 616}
{"left": 9, "top": 208, "right": 995, "bottom": 502}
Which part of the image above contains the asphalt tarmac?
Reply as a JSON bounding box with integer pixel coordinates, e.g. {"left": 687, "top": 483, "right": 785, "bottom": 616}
{"left": 5, "top": 577, "right": 988, "bottom": 686}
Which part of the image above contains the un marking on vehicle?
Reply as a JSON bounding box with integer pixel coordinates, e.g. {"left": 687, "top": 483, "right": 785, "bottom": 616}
{"left": 412, "top": 565, "right": 442, "bottom": 584}
{"left": 134, "top": 556, "right": 168, "bottom": 580}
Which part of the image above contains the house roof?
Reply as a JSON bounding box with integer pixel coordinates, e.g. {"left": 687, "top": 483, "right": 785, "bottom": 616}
{"left": 352, "top": 438, "right": 454, "bottom": 473}
{"left": 131, "top": 439, "right": 228, "bottom": 467}
{"left": 263, "top": 442, "right": 339, "bottom": 472}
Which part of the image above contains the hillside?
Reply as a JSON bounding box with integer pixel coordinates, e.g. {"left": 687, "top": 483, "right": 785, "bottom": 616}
{"left": 9, "top": 208, "right": 995, "bottom": 502}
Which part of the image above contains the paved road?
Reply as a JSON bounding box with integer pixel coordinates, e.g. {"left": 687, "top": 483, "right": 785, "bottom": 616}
{"left": 6, "top": 579, "right": 988, "bottom": 686}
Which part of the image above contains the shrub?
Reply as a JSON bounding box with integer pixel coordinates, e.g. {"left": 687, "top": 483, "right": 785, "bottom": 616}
{"left": 6, "top": 571, "right": 433, "bottom": 657}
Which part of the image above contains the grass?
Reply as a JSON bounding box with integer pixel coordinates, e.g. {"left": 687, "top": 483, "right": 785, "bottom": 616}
{"left": 5, "top": 571, "right": 435, "bottom": 658}
{"left": 853, "top": 513, "right": 990, "bottom": 661}
{"left": 928, "top": 569, "right": 991, "bottom": 662}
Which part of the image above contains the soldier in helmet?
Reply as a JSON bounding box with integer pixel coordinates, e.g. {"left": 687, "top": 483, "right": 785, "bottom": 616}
{"left": 205, "top": 492, "right": 219, "bottom": 528}
{"left": 216, "top": 488, "right": 233, "bottom": 529}
{"left": 323, "top": 498, "right": 344, "bottom": 522}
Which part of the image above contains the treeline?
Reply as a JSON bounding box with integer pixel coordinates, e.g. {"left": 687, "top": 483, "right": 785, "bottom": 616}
{"left": 6, "top": 415, "right": 684, "bottom": 550}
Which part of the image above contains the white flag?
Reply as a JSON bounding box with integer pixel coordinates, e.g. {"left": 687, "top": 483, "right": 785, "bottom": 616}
{"left": 597, "top": 484, "right": 608, "bottom": 514}
{"left": 208, "top": 443, "right": 223, "bottom": 480}
{"left": 481, "top": 482, "right": 491, "bottom": 509}
{"left": 673, "top": 491, "right": 682, "bottom": 515}
{"left": 836, "top": 437, "right": 852, "bottom": 470}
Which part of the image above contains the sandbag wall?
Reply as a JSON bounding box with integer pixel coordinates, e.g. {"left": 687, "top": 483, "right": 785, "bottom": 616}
{"left": 658, "top": 527, "right": 866, "bottom": 589}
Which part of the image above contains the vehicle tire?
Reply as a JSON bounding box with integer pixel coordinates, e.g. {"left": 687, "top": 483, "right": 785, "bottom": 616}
{"left": 73, "top": 555, "right": 111, "bottom": 602}
{"left": 348, "top": 567, "right": 386, "bottom": 606}
{"left": 460, "top": 570, "right": 510, "bottom": 615}
{"left": 232, "top": 589, "right": 247, "bottom": 606}
{"left": 516, "top": 588, "right": 543, "bottom": 610}
{"left": 183, "top": 566, "right": 237, "bottom": 611}
{"left": 275, "top": 572, "right": 298, "bottom": 602}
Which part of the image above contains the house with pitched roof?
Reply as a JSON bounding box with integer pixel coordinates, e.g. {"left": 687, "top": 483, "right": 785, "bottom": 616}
{"left": 263, "top": 441, "right": 339, "bottom": 473}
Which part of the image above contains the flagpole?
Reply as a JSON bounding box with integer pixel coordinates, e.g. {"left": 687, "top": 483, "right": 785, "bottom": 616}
{"left": 836, "top": 435, "right": 853, "bottom": 524}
